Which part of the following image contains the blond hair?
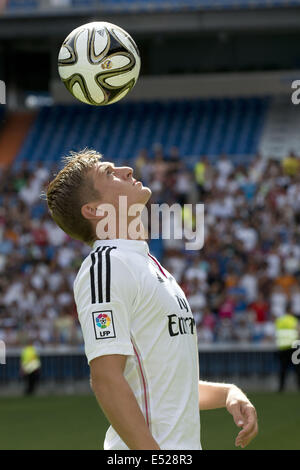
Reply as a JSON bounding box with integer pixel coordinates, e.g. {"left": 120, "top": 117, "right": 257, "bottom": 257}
{"left": 46, "top": 149, "right": 102, "bottom": 245}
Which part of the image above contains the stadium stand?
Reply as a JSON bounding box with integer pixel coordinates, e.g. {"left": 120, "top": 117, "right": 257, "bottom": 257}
{"left": 259, "top": 97, "right": 300, "bottom": 159}
{"left": 7, "top": 0, "right": 37, "bottom": 11}
{"left": 98, "top": 0, "right": 300, "bottom": 12}
{"left": 1, "top": 96, "right": 300, "bottom": 352}
{"left": 13, "top": 97, "right": 269, "bottom": 170}
{"left": 5, "top": 0, "right": 300, "bottom": 13}
{"left": 0, "top": 112, "right": 36, "bottom": 167}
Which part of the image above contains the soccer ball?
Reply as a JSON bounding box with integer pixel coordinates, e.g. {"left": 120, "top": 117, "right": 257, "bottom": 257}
{"left": 58, "top": 21, "right": 141, "bottom": 106}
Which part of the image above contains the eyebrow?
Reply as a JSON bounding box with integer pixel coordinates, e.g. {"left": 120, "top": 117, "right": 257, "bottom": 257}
{"left": 100, "top": 163, "right": 115, "bottom": 173}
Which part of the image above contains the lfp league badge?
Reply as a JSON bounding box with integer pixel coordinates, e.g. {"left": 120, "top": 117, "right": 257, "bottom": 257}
{"left": 92, "top": 310, "right": 116, "bottom": 339}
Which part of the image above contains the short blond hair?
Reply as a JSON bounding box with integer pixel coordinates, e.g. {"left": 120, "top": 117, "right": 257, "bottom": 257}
{"left": 46, "top": 149, "right": 102, "bottom": 245}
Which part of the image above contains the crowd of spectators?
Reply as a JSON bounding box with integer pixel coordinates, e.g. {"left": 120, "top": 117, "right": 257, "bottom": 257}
{"left": 0, "top": 148, "right": 300, "bottom": 348}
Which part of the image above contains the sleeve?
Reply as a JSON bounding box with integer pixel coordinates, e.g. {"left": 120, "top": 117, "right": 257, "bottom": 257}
{"left": 74, "top": 250, "right": 138, "bottom": 364}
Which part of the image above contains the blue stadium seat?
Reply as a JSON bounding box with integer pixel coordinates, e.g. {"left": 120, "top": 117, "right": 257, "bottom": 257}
{"left": 13, "top": 97, "right": 269, "bottom": 170}
{"left": 5, "top": 0, "right": 300, "bottom": 13}
{"left": 7, "top": 0, "right": 37, "bottom": 10}
{"left": 72, "top": 0, "right": 94, "bottom": 4}
{"left": 95, "top": 0, "right": 300, "bottom": 13}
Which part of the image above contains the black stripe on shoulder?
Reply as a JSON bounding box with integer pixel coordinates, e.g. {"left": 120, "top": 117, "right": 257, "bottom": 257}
{"left": 105, "top": 246, "right": 117, "bottom": 303}
{"left": 90, "top": 246, "right": 101, "bottom": 304}
{"left": 90, "top": 245, "right": 117, "bottom": 304}
{"left": 97, "top": 246, "right": 109, "bottom": 304}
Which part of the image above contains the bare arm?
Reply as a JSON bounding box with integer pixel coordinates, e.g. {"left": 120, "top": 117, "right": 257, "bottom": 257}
{"left": 198, "top": 380, "right": 231, "bottom": 410}
{"left": 198, "top": 380, "right": 258, "bottom": 448}
{"left": 90, "top": 354, "right": 160, "bottom": 450}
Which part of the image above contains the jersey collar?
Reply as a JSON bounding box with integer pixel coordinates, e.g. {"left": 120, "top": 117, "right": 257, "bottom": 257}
{"left": 93, "top": 238, "right": 149, "bottom": 256}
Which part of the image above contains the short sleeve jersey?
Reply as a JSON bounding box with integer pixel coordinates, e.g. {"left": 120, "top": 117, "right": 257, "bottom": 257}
{"left": 74, "top": 239, "right": 201, "bottom": 450}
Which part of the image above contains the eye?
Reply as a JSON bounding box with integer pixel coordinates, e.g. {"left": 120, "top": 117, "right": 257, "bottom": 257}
{"left": 106, "top": 168, "right": 115, "bottom": 176}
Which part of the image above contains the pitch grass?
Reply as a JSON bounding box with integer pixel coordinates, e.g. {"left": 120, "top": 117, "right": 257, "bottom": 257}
{"left": 0, "top": 392, "right": 299, "bottom": 450}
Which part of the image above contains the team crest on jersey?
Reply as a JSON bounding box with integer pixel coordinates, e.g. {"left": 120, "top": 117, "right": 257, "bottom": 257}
{"left": 92, "top": 310, "right": 116, "bottom": 340}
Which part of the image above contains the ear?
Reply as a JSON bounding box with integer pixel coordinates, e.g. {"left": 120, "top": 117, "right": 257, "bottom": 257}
{"left": 81, "top": 203, "right": 100, "bottom": 221}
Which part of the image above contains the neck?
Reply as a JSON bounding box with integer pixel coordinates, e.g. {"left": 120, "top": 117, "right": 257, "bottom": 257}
{"left": 94, "top": 214, "right": 148, "bottom": 241}
{"left": 117, "top": 215, "right": 148, "bottom": 240}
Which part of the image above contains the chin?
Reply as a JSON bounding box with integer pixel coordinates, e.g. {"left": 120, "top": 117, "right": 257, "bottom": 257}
{"left": 140, "top": 186, "right": 152, "bottom": 204}
{"left": 127, "top": 185, "right": 152, "bottom": 207}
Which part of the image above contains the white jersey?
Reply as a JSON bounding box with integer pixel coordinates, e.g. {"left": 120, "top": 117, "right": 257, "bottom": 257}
{"left": 74, "top": 238, "right": 201, "bottom": 450}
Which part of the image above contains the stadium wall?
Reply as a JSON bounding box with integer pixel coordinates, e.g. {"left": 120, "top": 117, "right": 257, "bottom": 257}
{"left": 51, "top": 70, "right": 299, "bottom": 103}
{"left": 1, "top": 7, "right": 300, "bottom": 37}
{"left": 1, "top": 346, "right": 298, "bottom": 395}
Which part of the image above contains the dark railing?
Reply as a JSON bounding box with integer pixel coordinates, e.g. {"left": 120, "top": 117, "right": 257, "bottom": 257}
{"left": 0, "top": 344, "right": 279, "bottom": 385}
{"left": 198, "top": 345, "right": 278, "bottom": 380}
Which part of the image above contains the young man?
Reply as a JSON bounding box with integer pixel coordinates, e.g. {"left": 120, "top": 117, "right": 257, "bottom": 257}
{"left": 46, "top": 149, "right": 258, "bottom": 450}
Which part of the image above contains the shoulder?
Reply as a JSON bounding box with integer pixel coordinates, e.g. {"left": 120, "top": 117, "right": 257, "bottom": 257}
{"left": 74, "top": 245, "right": 135, "bottom": 283}
{"left": 74, "top": 245, "right": 138, "bottom": 302}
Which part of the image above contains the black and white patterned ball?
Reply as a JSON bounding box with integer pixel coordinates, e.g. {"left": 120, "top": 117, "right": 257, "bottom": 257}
{"left": 58, "top": 22, "right": 141, "bottom": 106}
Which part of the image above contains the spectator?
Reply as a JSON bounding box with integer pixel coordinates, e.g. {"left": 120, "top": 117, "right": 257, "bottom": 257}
{"left": 249, "top": 293, "right": 269, "bottom": 323}
{"left": 282, "top": 152, "right": 300, "bottom": 177}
